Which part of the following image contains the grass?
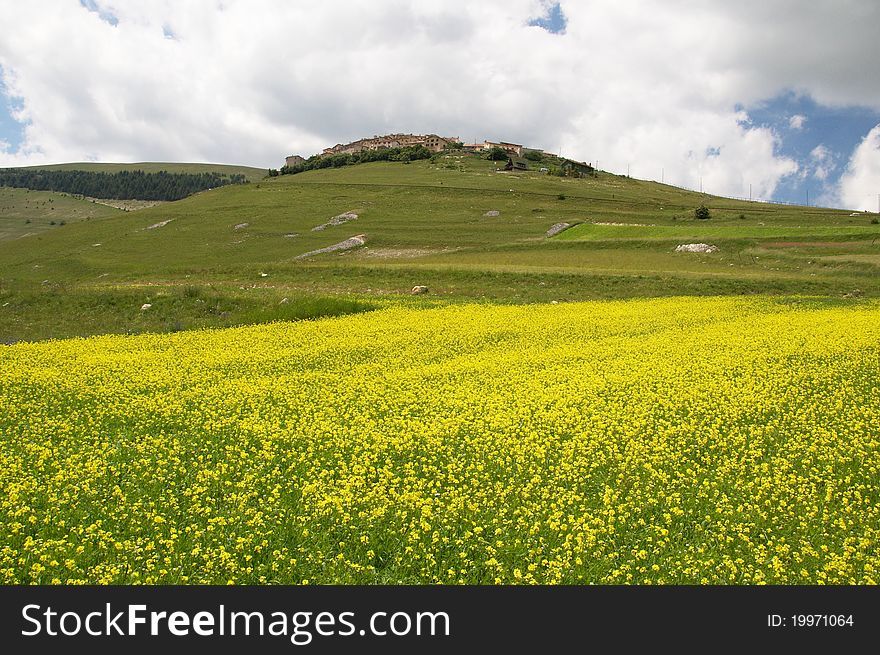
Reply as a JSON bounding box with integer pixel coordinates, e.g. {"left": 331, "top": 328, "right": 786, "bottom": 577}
{"left": 0, "top": 187, "right": 122, "bottom": 241}
{"left": 557, "top": 222, "right": 880, "bottom": 241}
{"left": 1, "top": 151, "right": 878, "bottom": 340}
{"left": 0, "top": 284, "right": 374, "bottom": 343}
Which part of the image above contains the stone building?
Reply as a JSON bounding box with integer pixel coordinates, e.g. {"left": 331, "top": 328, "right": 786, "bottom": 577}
{"left": 321, "top": 133, "right": 459, "bottom": 156}
{"left": 285, "top": 154, "right": 306, "bottom": 168}
{"left": 462, "top": 140, "right": 524, "bottom": 156}
{"left": 495, "top": 141, "right": 523, "bottom": 156}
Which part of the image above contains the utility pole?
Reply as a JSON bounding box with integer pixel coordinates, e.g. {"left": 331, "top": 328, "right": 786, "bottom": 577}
{"left": 749, "top": 183, "right": 752, "bottom": 202}
{"left": 806, "top": 187, "right": 810, "bottom": 207}
{"left": 700, "top": 176, "right": 703, "bottom": 193}
{"left": 661, "top": 168, "right": 664, "bottom": 184}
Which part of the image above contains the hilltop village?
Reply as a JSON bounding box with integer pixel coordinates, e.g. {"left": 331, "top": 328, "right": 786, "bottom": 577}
{"left": 283, "top": 133, "right": 595, "bottom": 177}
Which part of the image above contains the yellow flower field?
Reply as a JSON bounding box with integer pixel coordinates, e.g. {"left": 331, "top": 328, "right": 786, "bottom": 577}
{"left": 1, "top": 296, "right": 878, "bottom": 584}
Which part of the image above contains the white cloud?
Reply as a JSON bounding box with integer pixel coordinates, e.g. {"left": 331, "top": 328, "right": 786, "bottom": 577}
{"left": 789, "top": 114, "right": 807, "bottom": 130}
{"left": 809, "top": 144, "right": 834, "bottom": 181}
{"left": 0, "top": 0, "right": 876, "bottom": 203}
{"left": 838, "top": 125, "right": 880, "bottom": 212}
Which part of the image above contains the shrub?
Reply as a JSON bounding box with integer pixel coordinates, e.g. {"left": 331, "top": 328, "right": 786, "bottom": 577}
{"left": 695, "top": 205, "right": 711, "bottom": 220}
{"left": 557, "top": 193, "right": 566, "bottom": 201}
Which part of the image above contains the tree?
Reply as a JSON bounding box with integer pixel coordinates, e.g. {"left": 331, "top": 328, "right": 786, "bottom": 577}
{"left": 485, "top": 146, "right": 509, "bottom": 161}
{"left": 0, "top": 168, "right": 245, "bottom": 201}
{"left": 694, "top": 204, "right": 711, "bottom": 220}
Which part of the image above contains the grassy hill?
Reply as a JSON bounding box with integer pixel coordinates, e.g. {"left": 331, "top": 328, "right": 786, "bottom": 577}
{"left": 1, "top": 150, "right": 878, "bottom": 341}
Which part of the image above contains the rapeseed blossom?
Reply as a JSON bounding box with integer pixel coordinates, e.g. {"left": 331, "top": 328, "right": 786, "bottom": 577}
{"left": 0, "top": 296, "right": 878, "bottom": 584}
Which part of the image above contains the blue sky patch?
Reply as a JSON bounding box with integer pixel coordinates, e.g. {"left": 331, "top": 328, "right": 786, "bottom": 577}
{"left": 0, "top": 70, "right": 26, "bottom": 153}
{"left": 529, "top": 2, "right": 567, "bottom": 34}
{"left": 741, "top": 92, "right": 880, "bottom": 205}
{"left": 79, "top": 0, "right": 119, "bottom": 26}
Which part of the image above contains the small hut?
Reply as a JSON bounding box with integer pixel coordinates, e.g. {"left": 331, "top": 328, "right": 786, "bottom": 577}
{"left": 559, "top": 158, "right": 595, "bottom": 177}
{"left": 503, "top": 156, "right": 528, "bottom": 172}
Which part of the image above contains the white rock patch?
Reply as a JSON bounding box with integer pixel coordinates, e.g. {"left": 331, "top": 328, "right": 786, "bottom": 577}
{"left": 545, "top": 222, "right": 572, "bottom": 237}
{"left": 312, "top": 212, "right": 358, "bottom": 231}
{"left": 146, "top": 219, "right": 174, "bottom": 230}
{"left": 295, "top": 235, "right": 367, "bottom": 260}
{"left": 675, "top": 243, "right": 718, "bottom": 253}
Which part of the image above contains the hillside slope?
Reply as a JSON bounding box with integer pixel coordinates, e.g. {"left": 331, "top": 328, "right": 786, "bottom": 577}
{"left": 0, "top": 187, "right": 123, "bottom": 242}
{"left": 1, "top": 150, "right": 877, "bottom": 340}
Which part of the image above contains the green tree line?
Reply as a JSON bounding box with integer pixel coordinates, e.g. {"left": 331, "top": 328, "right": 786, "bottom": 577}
{"left": 0, "top": 169, "right": 248, "bottom": 201}
{"left": 280, "top": 145, "right": 433, "bottom": 175}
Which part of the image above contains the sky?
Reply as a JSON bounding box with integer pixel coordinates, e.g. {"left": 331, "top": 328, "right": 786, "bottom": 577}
{"left": 1, "top": 0, "right": 879, "bottom": 211}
